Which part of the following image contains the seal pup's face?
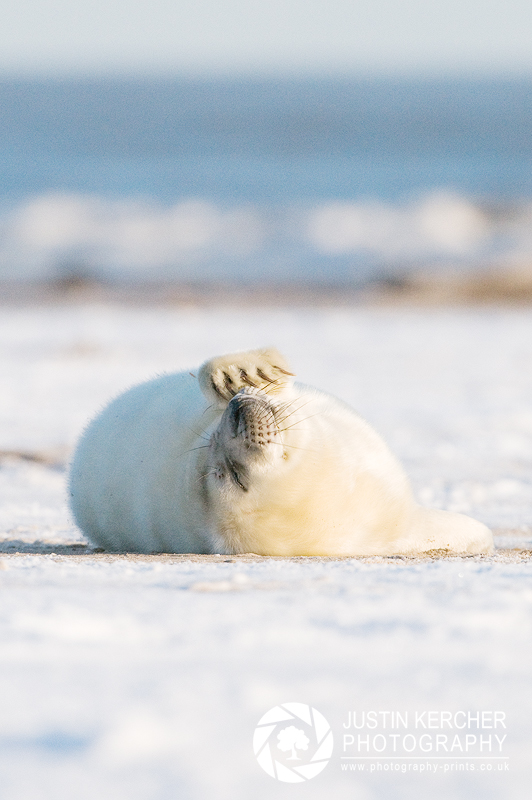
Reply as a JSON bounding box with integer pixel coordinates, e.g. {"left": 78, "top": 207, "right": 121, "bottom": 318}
{"left": 197, "top": 347, "right": 306, "bottom": 552}
{"left": 206, "top": 387, "right": 285, "bottom": 494}
{"left": 202, "top": 380, "right": 340, "bottom": 556}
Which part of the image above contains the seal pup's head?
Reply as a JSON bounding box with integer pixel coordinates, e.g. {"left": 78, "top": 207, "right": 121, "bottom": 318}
{"left": 197, "top": 347, "right": 310, "bottom": 553}
{"left": 201, "top": 378, "right": 335, "bottom": 555}
{"left": 206, "top": 386, "right": 286, "bottom": 493}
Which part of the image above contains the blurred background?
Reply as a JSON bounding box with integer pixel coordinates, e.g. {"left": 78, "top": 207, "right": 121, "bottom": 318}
{"left": 1, "top": 0, "right": 532, "bottom": 300}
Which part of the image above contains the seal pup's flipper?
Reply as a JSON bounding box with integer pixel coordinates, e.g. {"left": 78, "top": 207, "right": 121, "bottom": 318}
{"left": 198, "top": 347, "right": 295, "bottom": 405}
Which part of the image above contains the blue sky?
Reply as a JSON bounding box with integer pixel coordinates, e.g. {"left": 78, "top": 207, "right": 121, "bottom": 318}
{"left": 2, "top": 0, "right": 532, "bottom": 76}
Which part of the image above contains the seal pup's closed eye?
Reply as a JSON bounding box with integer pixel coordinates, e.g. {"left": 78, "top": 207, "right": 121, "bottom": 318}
{"left": 69, "top": 348, "right": 493, "bottom": 556}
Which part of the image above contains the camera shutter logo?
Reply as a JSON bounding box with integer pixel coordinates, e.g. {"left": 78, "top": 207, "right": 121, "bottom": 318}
{"left": 253, "top": 703, "right": 333, "bottom": 782}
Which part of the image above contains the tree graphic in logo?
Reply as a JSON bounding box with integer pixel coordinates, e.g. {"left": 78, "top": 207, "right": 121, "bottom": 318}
{"left": 253, "top": 703, "right": 333, "bottom": 782}
{"left": 277, "top": 725, "right": 310, "bottom": 760}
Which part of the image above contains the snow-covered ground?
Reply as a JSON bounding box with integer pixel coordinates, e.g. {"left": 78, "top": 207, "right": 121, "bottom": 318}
{"left": 1, "top": 302, "right": 531, "bottom": 799}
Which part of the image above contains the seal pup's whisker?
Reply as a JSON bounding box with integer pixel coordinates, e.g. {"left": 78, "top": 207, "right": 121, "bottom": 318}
{"left": 184, "top": 445, "right": 211, "bottom": 455}
{"left": 264, "top": 440, "right": 316, "bottom": 453}
{"left": 187, "top": 426, "right": 212, "bottom": 443}
{"left": 274, "top": 398, "right": 312, "bottom": 421}
{"left": 195, "top": 469, "right": 218, "bottom": 485}
{"left": 277, "top": 414, "right": 319, "bottom": 434}
{"left": 274, "top": 405, "right": 314, "bottom": 428}
{"left": 258, "top": 378, "right": 283, "bottom": 394}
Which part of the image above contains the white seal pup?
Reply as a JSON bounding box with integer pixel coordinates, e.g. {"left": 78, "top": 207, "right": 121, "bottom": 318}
{"left": 69, "top": 347, "right": 493, "bottom": 556}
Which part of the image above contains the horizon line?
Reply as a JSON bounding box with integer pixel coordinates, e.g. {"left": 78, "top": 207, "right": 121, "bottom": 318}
{"left": 2, "top": 66, "right": 532, "bottom": 82}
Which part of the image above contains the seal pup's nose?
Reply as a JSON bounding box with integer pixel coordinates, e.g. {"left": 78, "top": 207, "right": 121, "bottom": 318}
{"left": 226, "top": 388, "right": 280, "bottom": 448}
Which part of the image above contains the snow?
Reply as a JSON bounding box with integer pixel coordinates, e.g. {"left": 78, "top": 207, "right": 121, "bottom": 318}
{"left": 0, "top": 302, "right": 531, "bottom": 798}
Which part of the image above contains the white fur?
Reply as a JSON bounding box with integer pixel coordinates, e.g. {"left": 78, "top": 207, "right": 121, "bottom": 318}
{"left": 69, "top": 348, "right": 493, "bottom": 556}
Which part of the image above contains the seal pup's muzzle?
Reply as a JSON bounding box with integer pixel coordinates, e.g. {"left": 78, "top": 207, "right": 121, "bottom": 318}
{"left": 226, "top": 387, "right": 281, "bottom": 449}
{"left": 209, "top": 388, "right": 284, "bottom": 491}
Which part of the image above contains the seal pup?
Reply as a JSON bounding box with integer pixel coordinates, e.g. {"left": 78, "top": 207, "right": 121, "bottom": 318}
{"left": 69, "top": 347, "right": 493, "bottom": 556}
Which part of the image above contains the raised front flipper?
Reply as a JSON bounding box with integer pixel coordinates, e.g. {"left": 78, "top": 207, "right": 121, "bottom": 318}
{"left": 198, "top": 347, "right": 295, "bottom": 406}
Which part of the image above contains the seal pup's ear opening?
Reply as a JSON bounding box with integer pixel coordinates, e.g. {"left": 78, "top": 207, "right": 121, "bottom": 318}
{"left": 198, "top": 347, "right": 295, "bottom": 406}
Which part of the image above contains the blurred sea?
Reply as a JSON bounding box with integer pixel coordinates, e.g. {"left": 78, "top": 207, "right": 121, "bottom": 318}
{"left": 1, "top": 76, "right": 532, "bottom": 285}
